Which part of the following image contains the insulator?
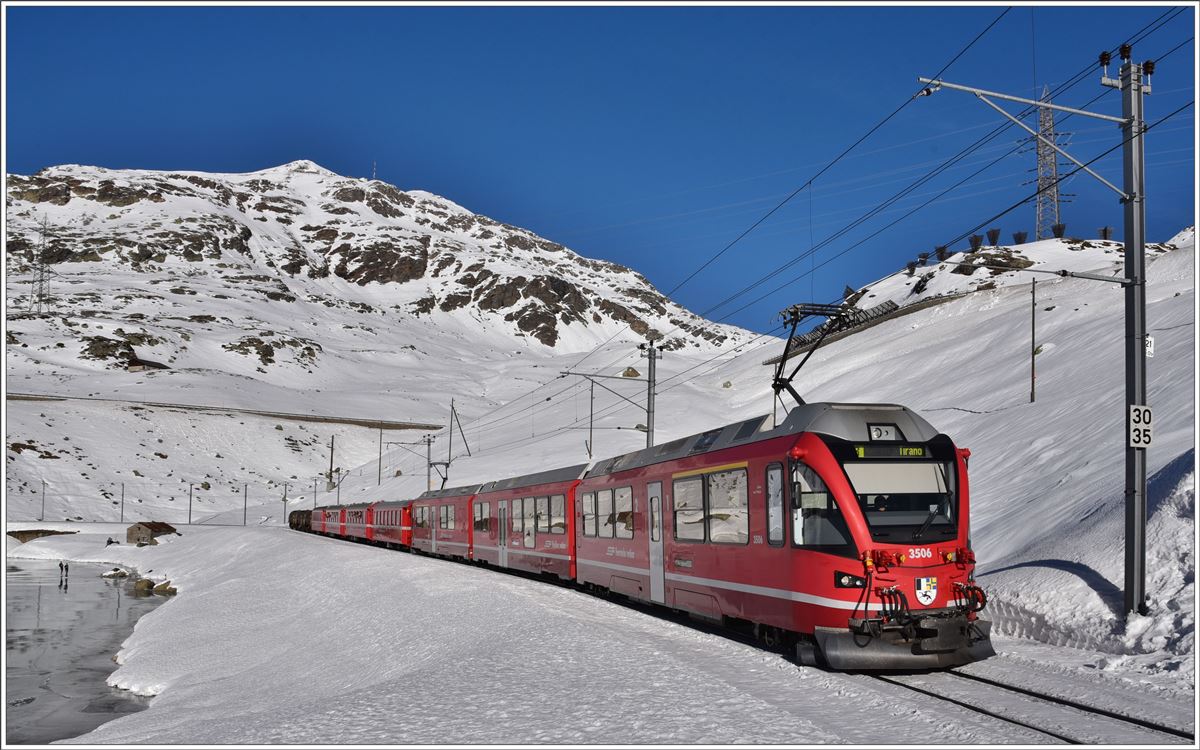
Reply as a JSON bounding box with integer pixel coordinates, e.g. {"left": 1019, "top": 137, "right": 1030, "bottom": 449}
{"left": 1099, "top": 50, "right": 1111, "bottom": 67}
{"left": 1119, "top": 43, "right": 1132, "bottom": 61}
{"left": 1143, "top": 60, "right": 1155, "bottom": 76}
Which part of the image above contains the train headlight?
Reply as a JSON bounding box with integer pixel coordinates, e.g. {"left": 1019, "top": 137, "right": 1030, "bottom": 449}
{"left": 834, "top": 572, "right": 867, "bottom": 588}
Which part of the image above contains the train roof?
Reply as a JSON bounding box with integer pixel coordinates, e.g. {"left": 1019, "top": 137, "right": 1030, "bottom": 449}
{"left": 583, "top": 402, "right": 940, "bottom": 479}
{"left": 478, "top": 463, "right": 589, "bottom": 494}
{"left": 416, "top": 484, "right": 481, "bottom": 501}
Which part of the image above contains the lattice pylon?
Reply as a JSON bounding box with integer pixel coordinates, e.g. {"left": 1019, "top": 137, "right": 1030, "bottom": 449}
{"left": 1034, "top": 85, "right": 1063, "bottom": 240}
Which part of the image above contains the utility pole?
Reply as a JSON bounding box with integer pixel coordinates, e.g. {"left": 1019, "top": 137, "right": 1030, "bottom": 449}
{"left": 564, "top": 343, "right": 655, "bottom": 457}
{"left": 426, "top": 435, "right": 432, "bottom": 490}
{"left": 1117, "top": 50, "right": 1150, "bottom": 617}
{"left": 1031, "top": 278, "right": 1037, "bottom": 403}
{"left": 243, "top": 484, "right": 248, "bottom": 526}
{"left": 40, "top": 479, "right": 45, "bottom": 522}
{"left": 917, "top": 42, "right": 1153, "bottom": 615}
{"left": 377, "top": 426, "right": 383, "bottom": 485}
{"left": 188, "top": 483, "right": 194, "bottom": 525}
{"left": 120, "top": 482, "right": 125, "bottom": 523}
{"left": 327, "top": 435, "right": 336, "bottom": 491}
{"left": 639, "top": 339, "right": 660, "bottom": 449}
{"left": 313, "top": 478, "right": 318, "bottom": 509}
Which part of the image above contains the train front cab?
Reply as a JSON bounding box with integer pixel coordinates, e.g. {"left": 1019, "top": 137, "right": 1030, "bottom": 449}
{"left": 787, "top": 427, "right": 994, "bottom": 670}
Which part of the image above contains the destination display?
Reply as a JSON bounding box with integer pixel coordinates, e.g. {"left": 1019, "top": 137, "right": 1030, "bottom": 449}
{"left": 853, "top": 444, "right": 927, "bottom": 459}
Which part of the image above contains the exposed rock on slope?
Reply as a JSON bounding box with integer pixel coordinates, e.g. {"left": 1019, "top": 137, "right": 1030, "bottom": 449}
{"left": 5, "top": 160, "right": 746, "bottom": 350}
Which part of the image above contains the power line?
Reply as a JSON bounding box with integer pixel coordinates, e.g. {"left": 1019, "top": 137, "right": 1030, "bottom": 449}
{"left": 664, "top": 6, "right": 1014, "bottom": 299}
{"left": 423, "top": 10, "right": 1186, "bottom": 460}
{"left": 655, "top": 13, "right": 1188, "bottom": 343}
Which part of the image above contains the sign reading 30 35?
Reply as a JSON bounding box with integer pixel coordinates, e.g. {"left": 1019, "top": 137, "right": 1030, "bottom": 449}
{"left": 1129, "top": 405, "right": 1153, "bottom": 448}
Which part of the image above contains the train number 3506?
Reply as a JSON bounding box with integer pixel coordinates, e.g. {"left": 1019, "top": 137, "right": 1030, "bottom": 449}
{"left": 908, "top": 547, "right": 933, "bottom": 559}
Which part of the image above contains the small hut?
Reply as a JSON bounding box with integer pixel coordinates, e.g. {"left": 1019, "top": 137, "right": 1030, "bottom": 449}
{"left": 126, "top": 521, "right": 177, "bottom": 545}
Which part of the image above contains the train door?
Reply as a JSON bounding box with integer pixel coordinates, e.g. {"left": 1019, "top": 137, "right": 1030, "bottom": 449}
{"left": 647, "top": 481, "right": 666, "bottom": 604}
{"left": 431, "top": 505, "right": 439, "bottom": 554}
{"left": 498, "top": 502, "right": 509, "bottom": 567}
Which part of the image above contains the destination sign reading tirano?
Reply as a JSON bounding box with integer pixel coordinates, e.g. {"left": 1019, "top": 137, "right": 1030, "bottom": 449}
{"left": 854, "top": 444, "right": 926, "bottom": 458}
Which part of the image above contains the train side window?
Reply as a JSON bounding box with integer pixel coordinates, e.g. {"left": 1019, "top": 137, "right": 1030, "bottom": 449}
{"left": 767, "top": 464, "right": 785, "bottom": 546}
{"left": 549, "top": 495, "right": 566, "bottom": 534}
{"left": 474, "top": 502, "right": 490, "bottom": 532}
{"left": 536, "top": 496, "right": 551, "bottom": 533}
{"left": 523, "top": 498, "right": 537, "bottom": 534}
{"left": 614, "top": 487, "right": 634, "bottom": 539}
{"left": 707, "top": 469, "right": 748, "bottom": 544}
{"left": 511, "top": 499, "right": 523, "bottom": 533}
{"left": 649, "top": 485, "right": 661, "bottom": 543}
{"left": 439, "top": 505, "right": 447, "bottom": 530}
{"left": 447, "top": 505, "right": 455, "bottom": 531}
{"left": 672, "top": 476, "right": 705, "bottom": 541}
{"left": 792, "top": 464, "right": 854, "bottom": 555}
{"left": 581, "top": 492, "right": 596, "bottom": 537}
{"left": 596, "top": 489, "right": 615, "bottom": 538}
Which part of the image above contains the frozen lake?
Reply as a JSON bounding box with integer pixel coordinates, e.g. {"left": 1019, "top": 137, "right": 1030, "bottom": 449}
{"left": 5, "top": 559, "right": 163, "bottom": 744}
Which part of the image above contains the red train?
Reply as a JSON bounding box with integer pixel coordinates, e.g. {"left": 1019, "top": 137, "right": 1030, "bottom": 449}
{"left": 290, "top": 402, "right": 994, "bottom": 670}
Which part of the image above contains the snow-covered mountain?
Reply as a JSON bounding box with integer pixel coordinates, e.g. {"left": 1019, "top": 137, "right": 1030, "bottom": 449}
{"left": 5, "top": 159, "right": 746, "bottom": 352}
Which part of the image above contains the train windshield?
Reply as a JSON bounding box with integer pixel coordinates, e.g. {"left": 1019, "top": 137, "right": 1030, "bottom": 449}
{"left": 843, "top": 461, "right": 958, "bottom": 542}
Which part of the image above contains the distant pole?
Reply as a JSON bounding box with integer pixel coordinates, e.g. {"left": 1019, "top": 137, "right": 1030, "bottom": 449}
{"left": 328, "top": 436, "right": 335, "bottom": 490}
{"left": 243, "top": 484, "right": 248, "bottom": 526}
{"left": 644, "top": 340, "right": 659, "bottom": 448}
{"left": 120, "top": 483, "right": 125, "bottom": 523}
{"left": 188, "top": 483, "right": 193, "bottom": 525}
{"left": 40, "top": 480, "right": 45, "bottom": 522}
{"left": 426, "top": 436, "right": 432, "bottom": 491}
{"left": 336, "top": 470, "right": 342, "bottom": 503}
{"left": 313, "top": 478, "right": 318, "bottom": 509}
{"left": 1031, "top": 278, "right": 1037, "bottom": 403}
{"left": 377, "top": 426, "right": 383, "bottom": 485}
{"left": 447, "top": 399, "right": 454, "bottom": 481}
{"left": 588, "top": 379, "right": 595, "bottom": 459}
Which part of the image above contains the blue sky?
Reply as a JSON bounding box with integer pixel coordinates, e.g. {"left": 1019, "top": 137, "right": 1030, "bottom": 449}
{"left": 5, "top": 5, "right": 1195, "bottom": 334}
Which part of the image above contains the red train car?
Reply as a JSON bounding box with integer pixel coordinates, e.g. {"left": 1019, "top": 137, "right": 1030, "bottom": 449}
{"left": 405, "top": 485, "right": 479, "bottom": 560}
{"left": 368, "top": 501, "right": 408, "bottom": 548}
{"left": 343, "top": 502, "right": 371, "bottom": 540}
{"left": 312, "top": 506, "right": 337, "bottom": 535}
{"left": 472, "top": 464, "right": 586, "bottom": 579}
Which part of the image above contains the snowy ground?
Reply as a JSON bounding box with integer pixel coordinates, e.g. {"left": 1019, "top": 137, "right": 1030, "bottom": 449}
{"left": 6, "top": 524, "right": 1193, "bottom": 744}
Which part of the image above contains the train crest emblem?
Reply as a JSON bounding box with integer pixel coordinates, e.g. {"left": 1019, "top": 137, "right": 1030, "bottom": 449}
{"left": 915, "top": 576, "right": 938, "bottom": 605}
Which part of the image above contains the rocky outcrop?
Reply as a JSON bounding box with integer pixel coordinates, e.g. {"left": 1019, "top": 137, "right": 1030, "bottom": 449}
{"left": 5, "top": 160, "right": 750, "bottom": 353}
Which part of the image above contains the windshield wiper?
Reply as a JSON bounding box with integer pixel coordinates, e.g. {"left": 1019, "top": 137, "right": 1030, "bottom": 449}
{"left": 912, "top": 509, "right": 940, "bottom": 541}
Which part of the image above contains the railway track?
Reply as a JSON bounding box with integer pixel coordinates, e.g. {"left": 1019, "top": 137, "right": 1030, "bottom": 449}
{"left": 871, "top": 670, "right": 1193, "bottom": 744}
